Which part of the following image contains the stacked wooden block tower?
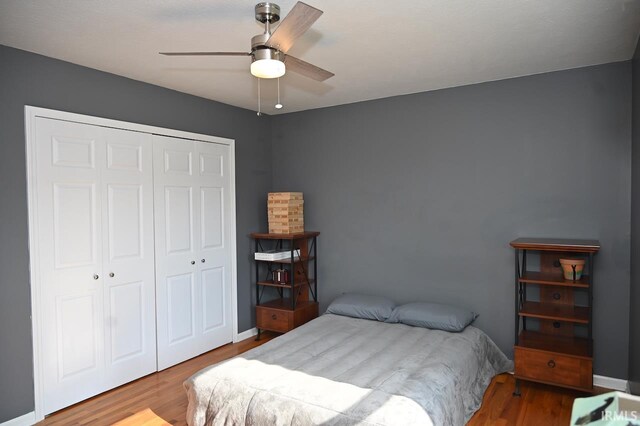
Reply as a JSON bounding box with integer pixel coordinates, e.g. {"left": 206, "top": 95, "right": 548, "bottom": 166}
{"left": 268, "top": 192, "right": 304, "bottom": 234}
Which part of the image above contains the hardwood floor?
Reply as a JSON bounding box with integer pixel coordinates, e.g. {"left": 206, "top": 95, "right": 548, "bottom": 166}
{"left": 40, "top": 332, "right": 604, "bottom": 425}
{"left": 467, "top": 374, "right": 607, "bottom": 426}
{"left": 39, "top": 332, "right": 277, "bottom": 426}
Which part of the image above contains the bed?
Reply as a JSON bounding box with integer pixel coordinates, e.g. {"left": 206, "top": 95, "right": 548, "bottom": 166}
{"left": 184, "top": 313, "right": 512, "bottom": 426}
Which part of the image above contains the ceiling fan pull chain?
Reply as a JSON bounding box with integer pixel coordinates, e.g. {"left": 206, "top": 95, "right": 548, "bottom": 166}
{"left": 276, "top": 77, "right": 283, "bottom": 109}
{"left": 257, "top": 77, "right": 262, "bottom": 116}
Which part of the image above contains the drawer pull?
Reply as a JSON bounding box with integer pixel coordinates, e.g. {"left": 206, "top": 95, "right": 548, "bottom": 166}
{"left": 547, "top": 360, "right": 556, "bottom": 368}
{"left": 271, "top": 314, "right": 277, "bottom": 320}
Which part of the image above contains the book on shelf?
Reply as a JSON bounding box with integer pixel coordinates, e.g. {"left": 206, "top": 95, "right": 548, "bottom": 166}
{"left": 254, "top": 249, "right": 301, "bottom": 261}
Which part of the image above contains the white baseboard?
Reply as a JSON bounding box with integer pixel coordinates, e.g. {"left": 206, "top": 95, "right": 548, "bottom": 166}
{"left": 593, "top": 375, "right": 628, "bottom": 391}
{"left": 0, "top": 411, "right": 36, "bottom": 426}
{"left": 508, "top": 371, "right": 628, "bottom": 392}
{"left": 234, "top": 327, "right": 258, "bottom": 343}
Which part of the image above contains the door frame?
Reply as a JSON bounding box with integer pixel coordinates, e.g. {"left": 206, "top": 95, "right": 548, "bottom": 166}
{"left": 25, "top": 106, "right": 240, "bottom": 422}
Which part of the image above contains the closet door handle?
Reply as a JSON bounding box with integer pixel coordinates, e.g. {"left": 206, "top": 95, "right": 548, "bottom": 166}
{"left": 201, "top": 259, "right": 205, "bottom": 263}
{"left": 191, "top": 260, "right": 196, "bottom": 265}
{"left": 109, "top": 272, "right": 115, "bottom": 278}
{"left": 93, "top": 274, "right": 99, "bottom": 280}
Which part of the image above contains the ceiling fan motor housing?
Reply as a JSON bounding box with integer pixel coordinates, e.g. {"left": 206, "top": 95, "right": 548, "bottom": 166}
{"left": 250, "top": 33, "right": 282, "bottom": 63}
{"left": 252, "top": 46, "right": 283, "bottom": 63}
{"left": 252, "top": 3, "right": 283, "bottom": 66}
{"left": 255, "top": 3, "right": 281, "bottom": 24}
{"left": 251, "top": 33, "right": 270, "bottom": 50}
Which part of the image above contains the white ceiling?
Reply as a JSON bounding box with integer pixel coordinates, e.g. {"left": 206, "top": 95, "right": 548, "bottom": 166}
{"left": 1, "top": 1, "right": 639, "bottom": 115}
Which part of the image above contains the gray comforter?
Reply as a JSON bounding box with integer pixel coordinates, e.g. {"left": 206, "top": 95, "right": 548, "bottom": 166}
{"left": 185, "top": 313, "right": 512, "bottom": 426}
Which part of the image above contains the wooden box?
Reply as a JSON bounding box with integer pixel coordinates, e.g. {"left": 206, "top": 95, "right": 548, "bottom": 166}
{"left": 268, "top": 192, "right": 304, "bottom": 234}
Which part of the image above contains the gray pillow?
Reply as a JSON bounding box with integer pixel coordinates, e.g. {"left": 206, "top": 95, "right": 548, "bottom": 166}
{"left": 386, "top": 302, "right": 478, "bottom": 332}
{"left": 326, "top": 293, "right": 395, "bottom": 321}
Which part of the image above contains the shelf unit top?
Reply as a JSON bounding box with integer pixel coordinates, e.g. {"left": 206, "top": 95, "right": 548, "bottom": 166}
{"left": 251, "top": 231, "right": 320, "bottom": 240}
{"left": 510, "top": 238, "right": 600, "bottom": 253}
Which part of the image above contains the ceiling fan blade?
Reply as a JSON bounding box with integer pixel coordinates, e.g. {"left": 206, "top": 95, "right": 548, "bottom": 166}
{"left": 265, "top": 2, "right": 322, "bottom": 53}
{"left": 159, "top": 52, "right": 250, "bottom": 56}
{"left": 284, "top": 55, "right": 334, "bottom": 81}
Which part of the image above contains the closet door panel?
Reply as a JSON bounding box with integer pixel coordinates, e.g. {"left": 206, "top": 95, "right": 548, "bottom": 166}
{"left": 154, "top": 136, "right": 232, "bottom": 369}
{"left": 107, "top": 184, "right": 143, "bottom": 260}
{"left": 101, "top": 128, "right": 156, "bottom": 387}
{"left": 57, "top": 294, "right": 100, "bottom": 377}
{"left": 202, "top": 266, "right": 225, "bottom": 332}
{"left": 165, "top": 186, "right": 194, "bottom": 254}
{"left": 35, "top": 118, "right": 106, "bottom": 415}
{"left": 196, "top": 141, "right": 233, "bottom": 348}
{"left": 108, "top": 281, "right": 144, "bottom": 361}
{"left": 53, "top": 183, "right": 99, "bottom": 268}
{"left": 167, "top": 272, "right": 196, "bottom": 342}
{"left": 201, "top": 187, "right": 223, "bottom": 249}
{"left": 154, "top": 135, "right": 202, "bottom": 370}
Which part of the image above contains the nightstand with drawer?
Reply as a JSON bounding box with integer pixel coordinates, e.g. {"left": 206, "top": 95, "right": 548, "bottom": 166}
{"left": 510, "top": 238, "right": 599, "bottom": 394}
{"left": 252, "top": 231, "right": 319, "bottom": 339}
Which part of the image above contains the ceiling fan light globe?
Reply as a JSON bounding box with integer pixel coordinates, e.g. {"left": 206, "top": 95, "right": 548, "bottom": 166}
{"left": 251, "top": 59, "right": 285, "bottom": 79}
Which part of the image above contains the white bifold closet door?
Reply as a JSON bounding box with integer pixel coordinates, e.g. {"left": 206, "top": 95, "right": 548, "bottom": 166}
{"left": 153, "top": 135, "right": 233, "bottom": 370}
{"left": 34, "top": 118, "right": 157, "bottom": 415}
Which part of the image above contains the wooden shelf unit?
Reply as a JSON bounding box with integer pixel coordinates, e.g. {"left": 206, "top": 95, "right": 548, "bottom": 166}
{"left": 510, "top": 237, "right": 599, "bottom": 394}
{"left": 251, "top": 232, "right": 319, "bottom": 339}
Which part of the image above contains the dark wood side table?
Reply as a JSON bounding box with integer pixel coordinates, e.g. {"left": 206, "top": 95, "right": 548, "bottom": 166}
{"left": 251, "top": 231, "right": 319, "bottom": 339}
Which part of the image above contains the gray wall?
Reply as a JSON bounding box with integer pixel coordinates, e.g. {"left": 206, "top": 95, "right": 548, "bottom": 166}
{"left": 0, "top": 44, "right": 271, "bottom": 422}
{"left": 630, "top": 38, "right": 640, "bottom": 395}
{"left": 0, "top": 42, "right": 635, "bottom": 422}
{"left": 271, "top": 62, "right": 632, "bottom": 379}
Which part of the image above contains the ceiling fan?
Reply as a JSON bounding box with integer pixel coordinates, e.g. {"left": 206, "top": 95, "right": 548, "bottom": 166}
{"left": 159, "top": 1, "right": 334, "bottom": 82}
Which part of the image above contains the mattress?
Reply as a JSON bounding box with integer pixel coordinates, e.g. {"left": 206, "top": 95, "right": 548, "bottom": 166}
{"left": 184, "top": 313, "right": 512, "bottom": 426}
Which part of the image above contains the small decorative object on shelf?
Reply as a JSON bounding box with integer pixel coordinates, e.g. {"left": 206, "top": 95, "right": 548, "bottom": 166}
{"left": 254, "top": 249, "right": 300, "bottom": 261}
{"left": 272, "top": 269, "right": 289, "bottom": 284}
{"left": 268, "top": 192, "right": 304, "bottom": 234}
{"left": 510, "top": 238, "right": 600, "bottom": 396}
{"left": 559, "top": 258, "right": 585, "bottom": 281}
{"left": 251, "top": 231, "right": 319, "bottom": 340}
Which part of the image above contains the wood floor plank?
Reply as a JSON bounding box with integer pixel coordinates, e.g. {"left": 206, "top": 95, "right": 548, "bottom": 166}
{"left": 40, "top": 332, "right": 607, "bottom": 426}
